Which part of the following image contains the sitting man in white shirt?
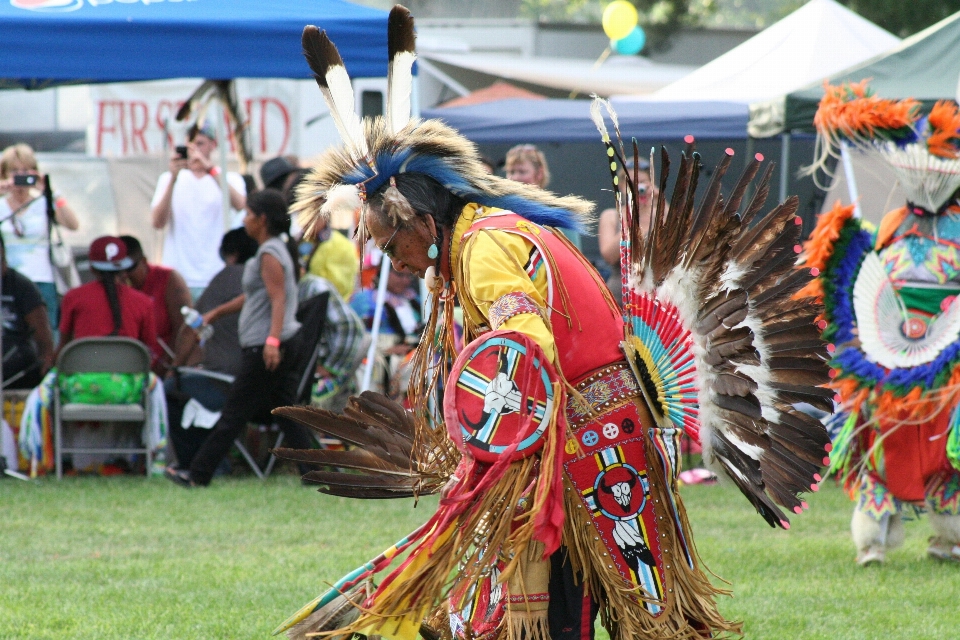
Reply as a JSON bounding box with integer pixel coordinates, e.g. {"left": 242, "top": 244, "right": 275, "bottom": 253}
{"left": 150, "top": 121, "right": 247, "bottom": 300}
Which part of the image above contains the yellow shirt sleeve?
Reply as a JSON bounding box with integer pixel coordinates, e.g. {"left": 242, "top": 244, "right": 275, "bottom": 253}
{"left": 461, "top": 228, "right": 556, "bottom": 363}
{"left": 308, "top": 231, "right": 359, "bottom": 300}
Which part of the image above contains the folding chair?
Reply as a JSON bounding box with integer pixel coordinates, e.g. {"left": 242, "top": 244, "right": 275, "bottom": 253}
{"left": 53, "top": 337, "right": 152, "bottom": 479}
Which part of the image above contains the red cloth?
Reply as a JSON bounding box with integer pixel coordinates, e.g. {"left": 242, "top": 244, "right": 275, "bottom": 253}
{"left": 60, "top": 280, "right": 157, "bottom": 353}
{"left": 139, "top": 264, "right": 174, "bottom": 347}
{"left": 876, "top": 408, "right": 953, "bottom": 503}
{"left": 465, "top": 213, "right": 625, "bottom": 384}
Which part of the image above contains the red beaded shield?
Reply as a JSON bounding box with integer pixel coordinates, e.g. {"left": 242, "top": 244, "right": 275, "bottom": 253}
{"left": 444, "top": 330, "right": 557, "bottom": 464}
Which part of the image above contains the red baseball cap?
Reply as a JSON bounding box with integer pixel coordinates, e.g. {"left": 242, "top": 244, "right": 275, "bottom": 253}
{"left": 88, "top": 236, "right": 133, "bottom": 272}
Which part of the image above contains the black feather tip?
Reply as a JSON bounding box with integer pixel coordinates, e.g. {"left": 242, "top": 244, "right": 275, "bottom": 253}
{"left": 302, "top": 25, "right": 343, "bottom": 89}
{"left": 388, "top": 5, "right": 416, "bottom": 58}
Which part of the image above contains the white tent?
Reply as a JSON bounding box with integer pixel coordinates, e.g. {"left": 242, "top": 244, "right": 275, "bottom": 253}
{"left": 646, "top": 0, "right": 899, "bottom": 104}
{"left": 423, "top": 52, "right": 694, "bottom": 97}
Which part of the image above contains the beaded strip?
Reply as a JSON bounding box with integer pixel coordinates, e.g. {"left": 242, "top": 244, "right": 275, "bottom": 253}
{"left": 566, "top": 362, "right": 641, "bottom": 427}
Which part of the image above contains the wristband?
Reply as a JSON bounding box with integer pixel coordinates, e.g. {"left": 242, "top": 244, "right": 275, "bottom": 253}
{"left": 208, "top": 166, "right": 221, "bottom": 177}
{"left": 54, "top": 196, "right": 67, "bottom": 209}
{"left": 265, "top": 336, "right": 281, "bottom": 348}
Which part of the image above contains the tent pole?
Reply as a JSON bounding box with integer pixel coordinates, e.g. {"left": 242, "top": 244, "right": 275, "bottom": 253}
{"left": 361, "top": 256, "right": 392, "bottom": 392}
{"left": 779, "top": 132, "right": 791, "bottom": 203}
{"left": 839, "top": 141, "right": 861, "bottom": 218}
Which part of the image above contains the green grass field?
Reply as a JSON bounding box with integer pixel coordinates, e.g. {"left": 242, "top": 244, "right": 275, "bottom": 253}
{"left": 1, "top": 475, "right": 958, "bottom": 639}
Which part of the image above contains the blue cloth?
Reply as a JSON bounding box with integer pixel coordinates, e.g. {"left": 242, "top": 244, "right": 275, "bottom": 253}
{"left": 0, "top": 0, "right": 388, "bottom": 88}
{"left": 422, "top": 99, "right": 750, "bottom": 143}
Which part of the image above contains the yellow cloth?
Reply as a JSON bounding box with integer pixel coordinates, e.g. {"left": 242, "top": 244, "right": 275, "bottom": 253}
{"left": 451, "top": 204, "right": 557, "bottom": 364}
{"left": 307, "top": 230, "right": 359, "bottom": 299}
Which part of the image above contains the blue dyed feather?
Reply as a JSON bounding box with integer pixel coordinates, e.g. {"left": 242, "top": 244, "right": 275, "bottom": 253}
{"left": 342, "top": 150, "right": 587, "bottom": 233}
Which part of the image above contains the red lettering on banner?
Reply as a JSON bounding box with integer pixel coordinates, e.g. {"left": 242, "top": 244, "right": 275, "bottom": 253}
{"left": 96, "top": 101, "right": 127, "bottom": 156}
{"left": 130, "top": 101, "right": 149, "bottom": 153}
{"left": 259, "top": 98, "right": 290, "bottom": 155}
{"left": 94, "top": 93, "right": 291, "bottom": 158}
{"left": 156, "top": 100, "right": 175, "bottom": 150}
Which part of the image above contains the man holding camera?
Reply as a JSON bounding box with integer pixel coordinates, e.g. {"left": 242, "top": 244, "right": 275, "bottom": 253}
{"left": 150, "top": 122, "right": 247, "bottom": 300}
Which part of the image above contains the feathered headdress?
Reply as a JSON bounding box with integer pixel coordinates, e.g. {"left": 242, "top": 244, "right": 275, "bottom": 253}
{"left": 807, "top": 80, "right": 960, "bottom": 213}
{"left": 294, "top": 5, "right": 593, "bottom": 241}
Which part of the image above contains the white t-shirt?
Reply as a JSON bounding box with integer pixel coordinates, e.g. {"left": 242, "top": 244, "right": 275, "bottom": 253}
{"left": 151, "top": 169, "right": 246, "bottom": 289}
{"left": 0, "top": 195, "right": 54, "bottom": 283}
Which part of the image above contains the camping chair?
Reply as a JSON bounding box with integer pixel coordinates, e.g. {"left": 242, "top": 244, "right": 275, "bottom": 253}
{"left": 174, "top": 291, "right": 330, "bottom": 479}
{"left": 53, "top": 337, "right": 153, "bottom": 479}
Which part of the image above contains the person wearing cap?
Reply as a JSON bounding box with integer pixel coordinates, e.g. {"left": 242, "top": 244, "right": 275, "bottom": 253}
{"left": 150, "top": 121, "right": 247, "bottom": 301}
{"left": 59, "top": 236, "right": 156, "bottom": 352}
{"left": 119, "top": 235, "right": 192, "bottom": 373}
{"left": 597, "top": 158, "right": 658, "bottom": 306}
{"left": 18, "top": 236, "right": 160, "bottom": 475}
{"left": 260, "top": 155, "right": 299, "bottom": 194}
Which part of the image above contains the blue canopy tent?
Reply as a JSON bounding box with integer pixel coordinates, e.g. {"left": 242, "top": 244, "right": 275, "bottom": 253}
{"left": 422, "top": 99, "right": 749, "bottom": 143}
{"left": 0, "top": 0, "right": 388, "bottom": 88}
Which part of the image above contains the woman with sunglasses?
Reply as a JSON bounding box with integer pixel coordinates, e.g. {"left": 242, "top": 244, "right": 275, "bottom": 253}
{"left": 0, "top": 143, "right": 79, "bottom": 330}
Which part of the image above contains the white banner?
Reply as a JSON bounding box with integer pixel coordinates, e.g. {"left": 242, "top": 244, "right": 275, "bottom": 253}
{"left": 87, "top": 78, "right": 300, "bottom": 159}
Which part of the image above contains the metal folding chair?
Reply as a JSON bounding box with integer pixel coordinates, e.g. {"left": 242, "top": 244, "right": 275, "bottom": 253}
{"left": 53, "top": 337, "right": 152, "bottom": 479}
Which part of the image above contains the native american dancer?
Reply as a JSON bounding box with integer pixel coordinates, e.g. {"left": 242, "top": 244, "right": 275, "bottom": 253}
{"left": 801, "top": 82, "right": 960, "bottom": 565}
{"left": 271, "top": 6, "right": 831, "bottom": 640}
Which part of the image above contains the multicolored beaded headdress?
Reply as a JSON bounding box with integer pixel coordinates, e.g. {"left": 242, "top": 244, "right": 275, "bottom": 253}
{"left": 808, "top": 81, "right": 960, "bottom": 214}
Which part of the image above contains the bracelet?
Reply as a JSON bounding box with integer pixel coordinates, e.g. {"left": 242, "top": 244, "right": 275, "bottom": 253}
{"left": 54, "top": 196, "right": 67, "bottom": 209}
{"left": 208, "top": 166, "right": 221, "bottom": 177}
{"left": 265, "top": 336, "right": 281, "bottom": 348}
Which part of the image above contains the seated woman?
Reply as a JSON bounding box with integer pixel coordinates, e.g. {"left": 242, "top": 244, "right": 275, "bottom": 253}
{"left": 60, "top": 236, "right": 156, "bottom": 350}
{"left": 18, "top": 237, "right": 162, "bottom": 475}
{"left": 165, "top": 189, "right": 312, "bottom": 487}
{"left": 0, "top": 233, "right": 54, "bottom": 390}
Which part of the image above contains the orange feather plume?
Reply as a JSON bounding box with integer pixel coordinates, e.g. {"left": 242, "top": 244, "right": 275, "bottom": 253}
{"left": 814, "top": 81, "right": 919, "bottom": 143}
{"left": 793, "top": 201, "right": 856, "bottom": 301}
{"left": 926, "top": 100, "right": 960, "bottom": 159}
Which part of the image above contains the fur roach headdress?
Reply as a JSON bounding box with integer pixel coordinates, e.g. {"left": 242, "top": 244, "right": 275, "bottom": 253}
{"left": 294, "top": 5, "right": 593, "bottom": 241}
{"left": 807, "top": 81, "right": 960, "bottom": 214}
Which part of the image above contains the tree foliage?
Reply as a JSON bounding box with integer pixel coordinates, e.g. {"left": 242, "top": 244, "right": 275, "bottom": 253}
{"left": 838, "top": 0, "right": 960, "bottom": 37}
{"left": 522, "top": 0, "right": 714, "bottom": 50}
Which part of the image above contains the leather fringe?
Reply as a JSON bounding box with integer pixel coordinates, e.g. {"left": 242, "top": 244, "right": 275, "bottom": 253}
{"left": 505, "top": 541, "right": 550, "bottom": 640}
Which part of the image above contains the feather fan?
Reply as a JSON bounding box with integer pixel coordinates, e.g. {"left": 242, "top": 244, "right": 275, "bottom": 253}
{"left": 593, "top": 99, "right": 831, "bottom": 529}
{"left": 272, "top": 391, "right": 456, "bottom": 498}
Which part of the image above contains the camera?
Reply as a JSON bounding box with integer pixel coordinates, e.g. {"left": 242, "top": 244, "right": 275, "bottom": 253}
{"left": 176, "top": 145, "right": 188, "bottom": 160}
{"left": 13, "top": 174, "right": 37, "bottom": 187}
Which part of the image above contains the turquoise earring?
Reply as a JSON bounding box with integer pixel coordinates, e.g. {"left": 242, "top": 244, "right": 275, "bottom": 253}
{"left": 427, "top": 243, "right": 439, "bottom": 259}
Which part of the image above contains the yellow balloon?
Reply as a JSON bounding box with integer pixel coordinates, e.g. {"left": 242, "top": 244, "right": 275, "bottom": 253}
{"left": 602, "top": 1, "right": 639, "bottom": 41}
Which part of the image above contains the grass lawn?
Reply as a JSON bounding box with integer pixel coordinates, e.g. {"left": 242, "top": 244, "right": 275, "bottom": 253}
{"left": 1, "top": 474, "right": 959, "bottom": 639}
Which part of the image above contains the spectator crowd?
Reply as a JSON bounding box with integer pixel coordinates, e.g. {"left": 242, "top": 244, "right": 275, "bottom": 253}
{"left": 0, "top": 131, "right": 584, "bottom": 483}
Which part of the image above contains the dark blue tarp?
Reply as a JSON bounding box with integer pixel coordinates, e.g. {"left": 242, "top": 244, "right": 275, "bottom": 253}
{"left": 422, "top": 99, "right": 749, "bottom": 143}
{"left": 0, "top": 0, "right": 387, "bottom": 89}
